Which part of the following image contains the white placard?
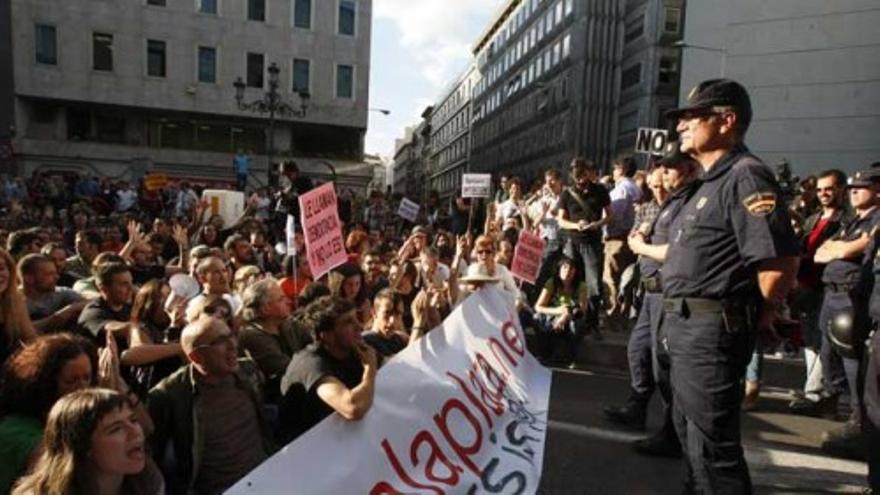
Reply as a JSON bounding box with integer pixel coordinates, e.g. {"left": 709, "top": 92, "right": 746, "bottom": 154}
{"left": 228, "top": 287, "right": 552, "bottom": 495}
{"left": 201, "top": 189, "right": 245, "bottom": 229}
{"left": 286, "top": 215, "right": 297, "bottom": 256}
{"left": 397, "top": 197, "right": 420, "bottom": 223}
{"left": 462, "top": 173, "right": 493, "bottom": 198}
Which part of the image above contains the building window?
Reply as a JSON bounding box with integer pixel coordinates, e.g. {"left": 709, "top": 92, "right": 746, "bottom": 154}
{"left": 624, "top": 14, "right": 644, "bottom": 44}
{"left": 146, "top": 39, "right": 166, "bottom": 77}
{"left": 34, "top": 24, "right": 57, "bottom": 65}
{"left": 664, "top": 7, "right": 682, "bottom": 34}
{"left": 565, "top": 0, "right": 573, "bottom": 16}
{"left": 336, "top": 64, "right": 354, "bottom": 98}
{"left": 246, "top": 52, "right": 264, "bottom": 87}
{"left": 198, "top": 46, "right": 217, "bottom": 83}
{"left": 338, "top": 0, "right": 356, "bottom": 36}
{"left": 248, "top": 0, "right": 265, "bottom": 21}
{"left": 562, "top": 33, "right": 571, "bottom": 58}
{"left": 293, "top": 0, "right": 311, "bottom": 29}
{"left": 621, "top": 63, "right": 641, "bottom": 89}
{"left": 197, "top": 0, "right": 217, "bottom": 14}
{"left": 292, "top": 58, "right": 310, "bottom": 93}
{"left": 92, "top": 33, "right": 113, "bottom": 71}
{"left": 146, "top": 0, "right": 165, "bottom": 5}
{"left": 555, "top": 1, "right": 564, "bottom": 26}
{"left": 658, "top": 56, "right": 678, "bottom": 84}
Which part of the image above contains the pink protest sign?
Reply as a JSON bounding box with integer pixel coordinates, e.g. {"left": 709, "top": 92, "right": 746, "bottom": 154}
{"left": 511, "top": 230, "right": 545, "bottom": 284}
{"left": 299, "top": 182, "right": 347, "bottom": 279}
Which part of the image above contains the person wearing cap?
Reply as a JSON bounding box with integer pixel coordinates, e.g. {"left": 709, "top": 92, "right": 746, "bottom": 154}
{"left": 555, "top": 158, "right": 612, "bottom": 340}
{"left": 603, "top": 141, "right": 700, "bottom": 458}
{"left": 864, "top": 230, "right": 880, "bottom": 490}
{"left": 662, "top": 79, "right": 800, "bottom": 493}
{"left": 810, "top": 169, "right": 880, "bottom": 456}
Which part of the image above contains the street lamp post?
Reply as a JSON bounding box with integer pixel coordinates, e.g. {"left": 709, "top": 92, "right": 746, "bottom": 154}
{"left": 674, "top": 41, "right": 728, "bottom": 77}
{"left": 234, "top": 62, "right": 310, "bottom": 187}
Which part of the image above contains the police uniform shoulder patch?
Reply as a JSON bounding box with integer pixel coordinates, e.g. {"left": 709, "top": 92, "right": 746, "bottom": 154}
{"left": 742, "top": 192, "right": 777, "bottom": 217}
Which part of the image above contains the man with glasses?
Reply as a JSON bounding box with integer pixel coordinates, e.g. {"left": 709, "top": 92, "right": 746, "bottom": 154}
{"left": 788, "top": 169, "right": 848, "bottom": 415}
{"left": 811, "top": 169, "right": 880, "bottom": 457}
{"left": 149, "top": 316, "right": 274, "bottom": 494}
{"left": 661, "top": 79, "right": 799, "bottom": 493}
{"left": 556, "top": 158, "right": 612, "bottom": 339}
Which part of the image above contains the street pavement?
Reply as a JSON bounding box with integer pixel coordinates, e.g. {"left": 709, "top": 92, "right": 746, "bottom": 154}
{"left": 537, "top": 366, "right": 868, "bottom": 494}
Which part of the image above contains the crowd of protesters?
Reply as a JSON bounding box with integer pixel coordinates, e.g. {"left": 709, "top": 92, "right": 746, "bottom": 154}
{"left": 1, "top": 134, "right": 879, "bottom": 493}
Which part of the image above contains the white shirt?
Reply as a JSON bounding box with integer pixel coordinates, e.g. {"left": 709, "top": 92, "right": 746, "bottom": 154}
{"left": 528, "top": 190, "right": 561, "bottom": 241}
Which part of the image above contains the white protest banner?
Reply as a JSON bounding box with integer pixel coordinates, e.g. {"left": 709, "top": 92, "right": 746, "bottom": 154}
{"left": 462, "top": 173, "right": 493, "bottom": 198}
{"left": 511, "top": 230, "right": 545, "bottom": 284}
{"left": 201, "top": 189, "right": 245, "bottom": 229}
{"left": 299, "top": 182, "right": 347, "bottom": 280}
{"left": 397, "top": 197, "right": 420, "bottom": 223}
{"left": 229, "top": 287, "right": 552, "bottom": 495}
{"left": 285, "top": 215, "right": 297, "bottom": 256}
{"left": 634, "top": 127, "right": 668, "bottom": 155}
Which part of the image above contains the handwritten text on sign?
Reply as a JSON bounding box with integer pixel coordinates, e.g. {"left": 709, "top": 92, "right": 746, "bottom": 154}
{"left": 462, "top": 173, "right": 493, "bottom": 198}
{"left": 298, "top": 182, "right": 347, "bottom": 279}
{"left": 511, "top": 230, "right": 545, "bottom": 284}
{"left": 228, "top": 287, "right": 551, "bottom": 494}
{"left": 397, "top": 198, "right": 420, "bottom": 223}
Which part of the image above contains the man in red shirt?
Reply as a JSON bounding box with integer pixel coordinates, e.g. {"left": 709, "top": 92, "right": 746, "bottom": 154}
{"left": 789, "top": 169, "right": 848, "bottom": 414}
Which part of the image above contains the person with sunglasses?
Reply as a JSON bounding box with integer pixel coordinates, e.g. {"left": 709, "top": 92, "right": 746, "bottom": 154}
{"left": 147, "top": 316, "right": 274, "bottom": 495}
{"left": 661, "top": 79, "right": 799, "bottom": 493}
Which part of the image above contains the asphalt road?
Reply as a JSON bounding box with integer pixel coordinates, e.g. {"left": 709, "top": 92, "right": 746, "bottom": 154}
{"left": 537, "top": 367, "right": 868, "bottom": 494}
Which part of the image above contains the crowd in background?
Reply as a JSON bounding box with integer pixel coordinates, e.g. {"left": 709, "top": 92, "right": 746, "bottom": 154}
{"left": 0, "top": 150, "right": 877, "bottom": 493}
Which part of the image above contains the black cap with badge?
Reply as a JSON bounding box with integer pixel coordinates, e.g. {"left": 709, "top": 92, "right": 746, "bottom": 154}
{"left": 665, "top": 79, "right": 753, "bottom": 130}
{"left": 656, "top": 140, "right": 690, "bottom": 167}
{"left": 846, "top": 169, "right": 880, "bottom": 188}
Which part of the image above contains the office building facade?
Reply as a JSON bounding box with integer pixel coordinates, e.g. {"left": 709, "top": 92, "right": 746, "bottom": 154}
{"left": 2, "top": 0, "right": 372, "bottom": 186}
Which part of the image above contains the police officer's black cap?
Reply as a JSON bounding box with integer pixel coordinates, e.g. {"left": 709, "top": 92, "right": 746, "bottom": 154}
{"left": 845, "top": 169, "right": 880, "bottom": 188}
{"left": 656, "top": 140, "right": 690, "bottom": 167}
{"left": 665, "top": 79, "right": 753, "bottom": 128}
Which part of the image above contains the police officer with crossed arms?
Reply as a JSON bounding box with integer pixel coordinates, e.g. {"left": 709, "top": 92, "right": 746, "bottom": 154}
{"left": 661, "top": 79, "right": 800, "bottom": 494}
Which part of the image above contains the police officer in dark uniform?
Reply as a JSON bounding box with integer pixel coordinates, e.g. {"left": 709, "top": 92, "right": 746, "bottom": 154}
{"left": 662, "top": 79, "right": 800, "bottom": 494}
{"left": 862, "top": 221, "right": 880, "bottom": 490}
{"left": 603, "top": 142, "right": 700, "bottom": 459}
{"left": 812, "top": 169, "right": 880, "bottom": 455}
{"left": 556, "top": 158, "right": 612, "bottom": 337}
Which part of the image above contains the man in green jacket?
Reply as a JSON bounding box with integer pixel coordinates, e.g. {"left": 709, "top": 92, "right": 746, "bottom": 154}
{"left": 148, "top": 317, "right": 275, "bottom": 495}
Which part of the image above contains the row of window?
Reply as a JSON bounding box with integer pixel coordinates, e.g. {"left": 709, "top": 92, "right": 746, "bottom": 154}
{"left": 624, "top": 7, "right": 681, "bottom": 45}
{"left": 475, "top": 0, "right": 573, "bottom": 99}
{"left": 433, "top": 79, "right": 472, "bottom": 127}
{"left": 430, "top": 167, "right": 463, "bottom": 196}
{"left": 144, "top": 0, "right": 358, "bottom": 35}
{"left": 437, "top": 135, "right": 468, "bottom": 170}
{"left": 620, "top": 54, "right": 679, "bottom": 91}
{"left": 433, "top": 106, "right": 470, "bottom": 149}
{"left": 473, "top": 33, "right": 571, "bottom": 123}
{"left": 33, "top": 25, "right": 357, "bottom": 99}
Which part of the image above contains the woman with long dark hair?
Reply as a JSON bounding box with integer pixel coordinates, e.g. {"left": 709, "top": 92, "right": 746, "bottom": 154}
{"left": 534, "top": 255, "right": 589, "bottom": 367}
{"left": 0, "top": 249, "right": 37, "bottom": 364}
{"left": 328, "top": 263, "right": 371, "bottom": 326}
{"left": 122, "top": 281, "right": 185, "bottom": 395}
{"left": 12, "top": 388, "right": 163, "bottom": 495}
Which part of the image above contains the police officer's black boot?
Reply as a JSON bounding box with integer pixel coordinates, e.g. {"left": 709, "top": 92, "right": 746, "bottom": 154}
{"left": 789, "top": 392, "right": 839, "bottom": 419}
{"left": 821, "top": 414, "right": 866, "bottom": 460}
{"left": 603, "top": 395, "right": 647, "bottom": 431}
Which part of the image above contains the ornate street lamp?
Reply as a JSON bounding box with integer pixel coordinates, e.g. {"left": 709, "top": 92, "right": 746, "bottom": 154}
{"left": 234, "top": 62, "right": 310, "bottom": 187}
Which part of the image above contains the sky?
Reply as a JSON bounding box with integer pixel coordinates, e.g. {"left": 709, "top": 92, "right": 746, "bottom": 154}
{"left": 365, "top": 0, "right": 506, "bottom": 159}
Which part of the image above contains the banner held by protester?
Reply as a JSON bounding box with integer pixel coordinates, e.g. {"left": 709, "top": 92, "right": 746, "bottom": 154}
{"left": 511, "top": 230, "right": 545, "bottom": 285}
{"left": 299, "top": 182, "right": 347, "bottom": 280}
{"left": 228, "top": 287, "right": 552, "bottom": 494}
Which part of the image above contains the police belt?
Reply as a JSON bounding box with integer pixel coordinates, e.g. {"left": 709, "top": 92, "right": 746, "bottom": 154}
{"left": 641, "top": 275, "right": 663, "bottom": 293}
{"left": 826, "top": 282, "right": 857, "bottom": 293}
{"left": 662, "top": 297, "right": 751, "bottom": 315}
